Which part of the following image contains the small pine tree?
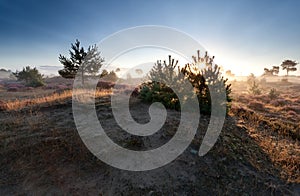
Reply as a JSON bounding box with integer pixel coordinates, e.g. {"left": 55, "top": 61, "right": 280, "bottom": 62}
{"left": 247, "top": 73, "right": 256, "bottom": 85}
{"left": 58, "top": 39, "right": 104, "bottom": 85}
{"left": 268, "top": 88, "right": 279, "bottom": 99}
{"left": 248, "top": 80, "right": 261, "bottom": 95}
{"left": 140, "top": 51, "right": 232, "bottom": 115}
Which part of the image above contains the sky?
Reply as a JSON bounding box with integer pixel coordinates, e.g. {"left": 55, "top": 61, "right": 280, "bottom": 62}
{"left": 0, "top": 0, "right": 300, "bottom": 76}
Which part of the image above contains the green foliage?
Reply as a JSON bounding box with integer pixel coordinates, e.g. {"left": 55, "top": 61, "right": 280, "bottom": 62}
{"left": 58, "top": 39, "right": 104, "bottom": 84}
{"left": 268, "top": 88, "right": 279, "bottom": 99}
{"left": 180, "top": 52, "right": 232, "bottom": 114}
{"left": 140, "top": 56, "right": 180, "bottom": 110}
{"left": 13, "top": 66, "right": 44, "bottom": 87}
{"left": 140, "top": 51, "right": 232, "bottom": 115}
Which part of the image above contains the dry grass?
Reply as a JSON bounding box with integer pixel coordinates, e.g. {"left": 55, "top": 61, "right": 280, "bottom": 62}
{"left": 231, "top": 81, "right": 300, "bottom": 183}
{"left": 1, "top": 79, "right": 299, "bottom": 194}
{"left": 1, "top": 89, "right": 112, "bottom": 111}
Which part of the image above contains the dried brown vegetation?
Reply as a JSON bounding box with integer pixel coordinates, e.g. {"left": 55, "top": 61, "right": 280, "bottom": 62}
{"left": 0, "top": 79, "right": 299, "bottom": 195}
{"left": 231, "top": 81, "right": 300, "bottom": 184}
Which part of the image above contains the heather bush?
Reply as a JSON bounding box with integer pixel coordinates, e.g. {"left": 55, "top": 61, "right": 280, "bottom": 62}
{"left": 0, "top": 100, "right": 6, "bottom": 111}
{"left": 248, "top": 101, "right": 265, "bottom": 111}
{"left": 254, "top": 94, "right": 270, "bottom": 104}
{"left": 283, "top": 105, "right": 300, "bottom": 114}
{"left": 6, "top": 83, "right": 25, "bottom": 89}
{"left": 96, "top": 80, "right": 114, "bottom": 89}
{"left": 7, "top": 87, "right": 18, "bottom": 92}
{"left": 270, "top": 98, "right": 286, "bottom": 107}
{"left": 286, "top": 110, "right": 297, "bottom": 116}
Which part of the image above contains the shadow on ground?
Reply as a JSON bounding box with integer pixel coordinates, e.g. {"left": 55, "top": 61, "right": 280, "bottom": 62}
{"left": 0, "top": 96, "right": 299, "bottom": 195}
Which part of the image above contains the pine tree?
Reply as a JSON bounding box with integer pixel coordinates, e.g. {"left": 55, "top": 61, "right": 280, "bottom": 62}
{"left": 149, "top": 55, "right": 178, "bottom": 84}
{"left": 58, "top": 39, "right": 104, "bottom": 84}
{"left": 281, "top": 60, "right": 298, "bottom": 76}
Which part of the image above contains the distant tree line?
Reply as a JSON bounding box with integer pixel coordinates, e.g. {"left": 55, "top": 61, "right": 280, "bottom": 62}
{"left": 263, "top": 60, "right": 298, "bottom": 76}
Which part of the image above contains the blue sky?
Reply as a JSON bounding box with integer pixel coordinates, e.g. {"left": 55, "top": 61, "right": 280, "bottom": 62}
{"left": 0, "top": 0, "right": 300, "bottom": 76}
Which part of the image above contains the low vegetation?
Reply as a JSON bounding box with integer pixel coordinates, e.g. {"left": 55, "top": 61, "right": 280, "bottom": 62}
{"left": 0, "top": 89, "right": 111, "bottom": 111}
{"left": 0, "top": 48, "right": 299, "bottom": 194}
{"left": 13, "top": 66, "right": 44, "bottom": 87}
{"left": 140, "top": 51, "right": 232, "bottom": 114}
{"left": 231, "top": 80, "right": 300, "bottom": 183}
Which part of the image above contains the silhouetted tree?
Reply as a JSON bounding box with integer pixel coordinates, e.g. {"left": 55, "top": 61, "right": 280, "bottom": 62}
{"left": 263, "top": 68, "right": 272, "bottom": 76}
{"left": 149, "top": 55, "right": 178, "bottom": 84}
{"left": 105, "top": 71, "right": 118, "bottom": 82}
{"left": 263, "top": 66, "right": 280, "bottom": 76}
{"left": 58, "top": 39, "right": 104, "bottom": 84}
{"left": 281, "top": 60, "right": 298, "bottom": 76}
{"left": 140, "top": 51, "right": 232, "bottom": 114}
{"left": 100, "top": 69, "right": 109, "bottom": 78}
{"left": 13, "top": 66, "right": 44, "bottom": 87}
{"left": 272, "top": 66, "right": 279, "bottom": 75}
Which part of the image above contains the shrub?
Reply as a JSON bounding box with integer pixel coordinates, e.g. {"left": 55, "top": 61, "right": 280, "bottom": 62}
{"left": 96, "top": 80, "right": 114, "bottom": 89}
{"left": 140, "top": 82, "right": 180, "bottom": 110}
{"left": 140, "top": 51, "right": 232, "bottom": 115}
{"left": 248, "top": 80, "right": 261, "bottom": 95}
{"left": 247, "top": 73, "right": 256, "bottom": 85}
{"left": 13, "top": 66, "right": 44, "bottom": 87}
{"left": 268, "top": 88, "right": 279, "bottom": 99}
